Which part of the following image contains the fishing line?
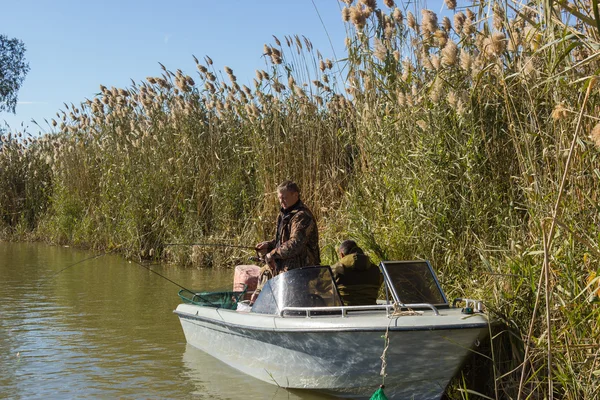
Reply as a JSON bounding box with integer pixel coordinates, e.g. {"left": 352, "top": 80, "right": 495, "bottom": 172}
{"left": 40, "top": 248, "right": 120, "bottom": 285}
{"left": 42, "top": 246, "right": 219, "bottom": 307}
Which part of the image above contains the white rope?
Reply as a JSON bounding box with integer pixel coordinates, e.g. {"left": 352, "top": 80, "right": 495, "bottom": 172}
{"left": 379, "top": 324, "right": 390, "bottom": 383}
{"left": 379, "top": 303, "right": 423, "bottom": 383}
{"left": 390, "top": 302, "right": 422, "bottom": 316}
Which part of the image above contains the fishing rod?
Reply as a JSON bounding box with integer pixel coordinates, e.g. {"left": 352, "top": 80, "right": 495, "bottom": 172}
{"left": 164, "top": 242, "right": 257, "bottom": 250}
{"left": 126, "top": 258, "right": 193, "bottom": 292}
{"left": 125, "top": 259, "right": 227, "bottom": 308}
{"left": 164, "top": 242, "right": 267, "bottom": 264}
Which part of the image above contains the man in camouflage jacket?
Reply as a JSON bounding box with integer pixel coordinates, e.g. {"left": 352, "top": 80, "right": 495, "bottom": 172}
{"left": 331, "top": 239, "right": 382, "bottom": 306}
{"left": 250, "top": 180, "right": 320, "bottom": 304}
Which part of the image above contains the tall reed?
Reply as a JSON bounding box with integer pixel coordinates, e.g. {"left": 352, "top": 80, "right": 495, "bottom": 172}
{"left": 1, "top": 0, "right": 600, "bottom": 397}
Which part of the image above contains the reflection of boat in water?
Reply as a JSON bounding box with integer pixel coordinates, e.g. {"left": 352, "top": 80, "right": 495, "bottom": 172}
{"left": 175, "top": 261, "right": 488, "bottom": 399}
{"left": 182, "top": 343, "right": 336, "bottom": 400}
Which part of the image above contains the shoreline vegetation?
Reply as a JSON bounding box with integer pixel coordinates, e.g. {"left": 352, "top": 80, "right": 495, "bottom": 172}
{"left": 1, "top": 0, "right": 599, "bottom": 397}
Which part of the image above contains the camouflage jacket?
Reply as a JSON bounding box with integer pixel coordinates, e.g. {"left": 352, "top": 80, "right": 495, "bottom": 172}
{"left": 331, "top": 253, "right": 382, "bottom": 306}
{"left": 265, "top": 200, "right": 320, "bottom": 272}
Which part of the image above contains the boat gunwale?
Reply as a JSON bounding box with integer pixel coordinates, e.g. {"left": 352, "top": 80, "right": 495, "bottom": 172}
{"left": 174, "top": 307, "right": 489, "bottom": 333}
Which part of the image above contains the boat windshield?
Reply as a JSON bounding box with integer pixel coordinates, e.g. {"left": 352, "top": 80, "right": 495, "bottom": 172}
{"left": 380, "top": 260, "right": 448, "bottom": 305}
{"left": 251, "top": 266, "right": 343, "bottom": 315}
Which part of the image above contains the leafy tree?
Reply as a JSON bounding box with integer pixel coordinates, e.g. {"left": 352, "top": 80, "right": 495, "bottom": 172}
{"left": 0, "top": 35, "right": 30, "bottom": 114}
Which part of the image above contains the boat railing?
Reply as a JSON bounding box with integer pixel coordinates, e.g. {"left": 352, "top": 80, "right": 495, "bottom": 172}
{"left": 279, "top": 302, "right": 440, "bottom": 318}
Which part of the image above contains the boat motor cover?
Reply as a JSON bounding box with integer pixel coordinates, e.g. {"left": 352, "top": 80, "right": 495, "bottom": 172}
{"left": 251, "top": 266, "right": 343, "bottom": 315}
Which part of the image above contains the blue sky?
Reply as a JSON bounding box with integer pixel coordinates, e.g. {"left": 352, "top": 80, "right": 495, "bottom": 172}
{"left": 1, "top": 1, "right": 350, "bottom": 135}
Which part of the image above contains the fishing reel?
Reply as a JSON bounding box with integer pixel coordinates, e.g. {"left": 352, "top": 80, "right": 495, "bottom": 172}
{"left": 249, "top": 255, "right": 265, "bottom": 263}
{"left": 249, "top": 246, "right": 266, "bottom": 264}
{"left": 249, "top": 249, "right": 280, "bottom": 273}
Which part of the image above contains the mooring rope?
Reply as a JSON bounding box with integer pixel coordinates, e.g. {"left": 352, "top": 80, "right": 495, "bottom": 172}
{"left": 379, "top": 323, "right": 390, "bottom": 385}
{"left": 379, "top": 304, "right": 423, "bottom": 384}
{"left": 390, "top": 302, "right": 422, "bottom": 316}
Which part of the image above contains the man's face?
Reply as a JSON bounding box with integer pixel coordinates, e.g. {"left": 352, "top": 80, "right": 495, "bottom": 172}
{"left": 278, "top": 189, "right": 299, "bottom": 209}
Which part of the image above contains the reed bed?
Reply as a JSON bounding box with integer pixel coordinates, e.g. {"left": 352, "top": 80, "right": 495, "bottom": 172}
{"left": 1, "top": 0, "right": 600, "bottom": 397}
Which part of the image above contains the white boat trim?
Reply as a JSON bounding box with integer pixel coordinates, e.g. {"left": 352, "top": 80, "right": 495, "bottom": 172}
{"left": 174, "top": 308, "right": 488, "bottom": 333}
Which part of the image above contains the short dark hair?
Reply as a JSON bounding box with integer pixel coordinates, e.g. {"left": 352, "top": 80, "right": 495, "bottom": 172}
{"left": 339, "top": 239, "right": 363, "bottom": 256}
{"left": 277, "top": 180, "right": 300, "bottom": 194}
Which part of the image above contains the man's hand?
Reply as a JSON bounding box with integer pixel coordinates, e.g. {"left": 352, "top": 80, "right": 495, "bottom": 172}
{"left": 264, "top": 252, "right": 276, "bottom": 270}
{"left": 255, "top": 241, "right": 270, "bottom": 256}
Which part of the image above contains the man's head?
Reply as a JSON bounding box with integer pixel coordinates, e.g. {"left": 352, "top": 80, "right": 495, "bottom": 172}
{"left": 277, "top": 180, "right": 300, "bottom": 210}
{"left": 339, "top": 239, "right": 362, "bottom": 258}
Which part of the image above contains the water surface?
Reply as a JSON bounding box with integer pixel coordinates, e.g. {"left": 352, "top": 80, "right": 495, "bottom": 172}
{"left": 0, "top": 242, "right": 334, "bottom": 399}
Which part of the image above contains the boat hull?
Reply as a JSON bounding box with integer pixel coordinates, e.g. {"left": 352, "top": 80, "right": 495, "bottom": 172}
{"left": 175, "top": 304, "right": 488, "bottom": 399}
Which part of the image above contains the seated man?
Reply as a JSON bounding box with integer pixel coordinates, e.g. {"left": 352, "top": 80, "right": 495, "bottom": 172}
{"left": 331, "top": 240, "right": 382, "bottom": 306}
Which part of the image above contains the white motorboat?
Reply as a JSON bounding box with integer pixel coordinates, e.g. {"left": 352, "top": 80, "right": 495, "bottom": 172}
{"left": 174, "top": 261, "right": 488, "bottom": 399}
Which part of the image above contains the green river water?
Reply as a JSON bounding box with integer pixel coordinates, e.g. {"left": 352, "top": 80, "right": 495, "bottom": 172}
{"left": 0, "top": 242, "right": 335, "bottom": 399}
